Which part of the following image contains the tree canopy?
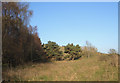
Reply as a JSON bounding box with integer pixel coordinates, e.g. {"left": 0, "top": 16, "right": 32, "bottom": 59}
{"left": 64, "top": 43, "right": 82, "bottom": 60}
{"left": 42, "top": 41, "right": 63, "bottom": 61}
{"left": 2, "top": 2, "right": 48, "bottom": 67}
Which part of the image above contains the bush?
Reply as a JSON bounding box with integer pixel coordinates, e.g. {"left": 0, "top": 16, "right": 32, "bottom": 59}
{"left": 82, "top": 41, "right": 98, "bottom": 58}
{"left": 108, "top": 49, "right": 117, "bottom": 55}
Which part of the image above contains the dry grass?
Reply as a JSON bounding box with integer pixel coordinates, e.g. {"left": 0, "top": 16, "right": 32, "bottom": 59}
{"left": 3, "top": 55, "right": 118, "bottom": 81}
{"left": 98, "top": 54, "right": 118, "bottom": 67}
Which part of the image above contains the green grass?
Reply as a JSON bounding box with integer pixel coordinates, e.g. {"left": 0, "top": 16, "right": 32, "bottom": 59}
{"left": 3, "top": 55, "right": 118, "bottom": 81}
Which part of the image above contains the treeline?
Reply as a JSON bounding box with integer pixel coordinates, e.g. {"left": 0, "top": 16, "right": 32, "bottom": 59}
{"left": 2, "top": 2, "right": 48, "bottom": 67}
{"left": 42, "top": 41, "right": 98, "bottom": 61}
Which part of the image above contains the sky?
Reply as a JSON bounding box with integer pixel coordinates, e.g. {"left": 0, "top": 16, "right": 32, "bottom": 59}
{"left": 28, "top": 2, "right": 118, "bottom": 53}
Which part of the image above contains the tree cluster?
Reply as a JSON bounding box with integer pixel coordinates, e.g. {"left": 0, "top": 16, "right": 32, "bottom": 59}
{"left": 2, "top": 2, "right": 48, "bottom": 67}
{"left": 42, "top": 42, "right": 82, "bottom": 61}
{"left": 42, "top": 41, "right": 63, "bottom": 61}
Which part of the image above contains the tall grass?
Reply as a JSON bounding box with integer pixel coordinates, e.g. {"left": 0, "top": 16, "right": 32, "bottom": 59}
{"left": 3, "top": 55, "right": 118, "bottom": 81}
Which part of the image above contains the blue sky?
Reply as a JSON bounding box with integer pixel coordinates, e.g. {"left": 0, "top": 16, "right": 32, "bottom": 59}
{"left": 28, "top": 2, "right": 118, "bottom": 53}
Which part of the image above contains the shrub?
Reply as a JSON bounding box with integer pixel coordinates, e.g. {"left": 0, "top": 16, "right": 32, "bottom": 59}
{"left": 82, "top": 41, "right": 98, "bottom": 58}
{"left": 108, "top": 49, "right": 117, "bottom": 55}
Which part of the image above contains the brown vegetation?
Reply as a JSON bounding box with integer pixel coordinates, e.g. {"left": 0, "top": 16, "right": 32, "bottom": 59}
{"left": 3, "top": 55, "right": 118, "bottom": 81}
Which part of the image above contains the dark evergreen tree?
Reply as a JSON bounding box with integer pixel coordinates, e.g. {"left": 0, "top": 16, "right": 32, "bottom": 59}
{"left": 43, "top": 41, "right": 63, "bottom": 61}
{"left": 64, "top": 43, "right": 82, "bottom": 60}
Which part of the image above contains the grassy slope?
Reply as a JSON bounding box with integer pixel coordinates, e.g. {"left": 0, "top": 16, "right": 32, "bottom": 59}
{"left": 3, "top": 55, "right": 118, "bottom": 81}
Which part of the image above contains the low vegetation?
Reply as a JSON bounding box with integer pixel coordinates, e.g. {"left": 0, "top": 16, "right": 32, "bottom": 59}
{"left": 3, "top": 54, "right": 118, "bottom": 81}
